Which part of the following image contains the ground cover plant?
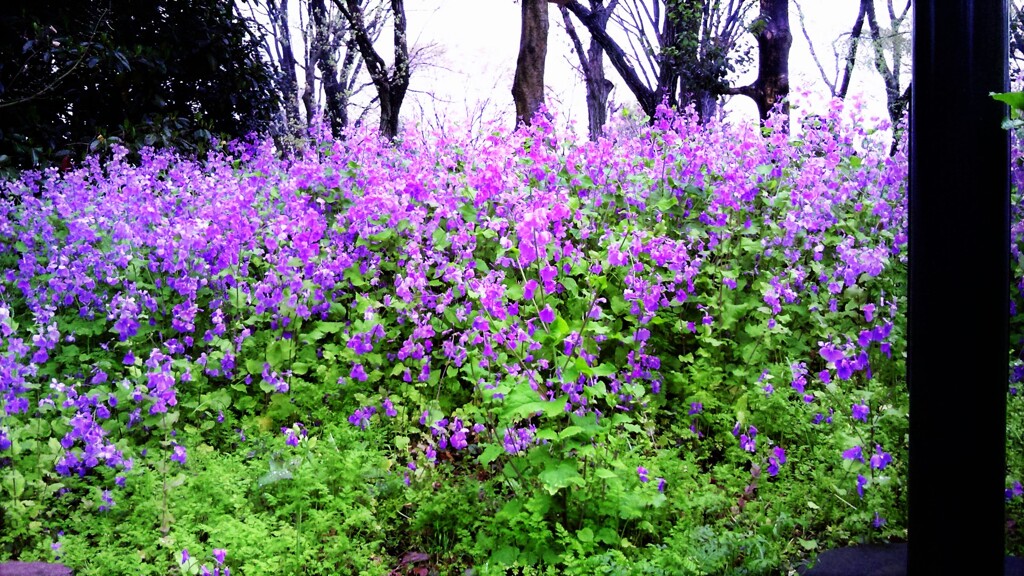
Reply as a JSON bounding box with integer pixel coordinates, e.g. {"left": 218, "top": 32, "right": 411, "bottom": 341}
{"left": 0, "top": 99, "right": 1020, "bottom": 575}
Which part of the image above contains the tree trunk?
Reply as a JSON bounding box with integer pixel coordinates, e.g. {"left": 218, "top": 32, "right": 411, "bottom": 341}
{"left": 863, "top": 0, "right": 911, "bottom": 133}
{"left": 563, "top": 0, "right": 658, "bottom": 118}
{"left": 560, "top": 1, "right": 615, "bottom": 140}
{"left": 562, "top": 0, "right": 751, "bottom": 124}
{"left": 727, "top": 0, "right": 792, "bottom": 126}
{"left": 333, "top": 0, "right": 409, "bottom": 140}
{"left": 513, "top": 0, "right": 550, "bottom": 126}
{"left": 272, "top": 0, "right": 304, "bottom": 133}
{"left": 310, "top": 0, "right": 349, "bottom": 136}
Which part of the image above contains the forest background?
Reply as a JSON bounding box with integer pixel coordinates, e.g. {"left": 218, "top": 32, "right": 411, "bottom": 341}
{"left": 0, "top": 0, "right": 935, "bottom": 169}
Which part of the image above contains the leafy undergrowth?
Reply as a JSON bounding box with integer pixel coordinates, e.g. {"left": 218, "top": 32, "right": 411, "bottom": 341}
{"left": 0, "top": 103, "right": 1018, "bottom": 575}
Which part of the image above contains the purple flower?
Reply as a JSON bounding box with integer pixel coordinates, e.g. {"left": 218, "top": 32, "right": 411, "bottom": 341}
{"left": 382, "top": 397, "right": 397, "bottom": 417}
{"left": 688, "top": 402, "right": 703, "bottom": 415}
{"left": 873, "top": 512, "right": 886, "bottom": 528}
{"left": 539, "top": 305, "right": 555, "bottom": 324}
{"left": 740, "top": 426, "right": 757, "bottom": 452}
{"left": 851, "top": 402, "right": 869, "bottom": 423}
{"left": 451, "top": 429, "right": 468, "bottom": 450}
{"left": 637, "top": 466, "right": 649, "bottom": 483}
{"left": 123, "top": 351, "right": 135, "bottom": 365}
{"left": 523, "top": 279, "right": 538, "bottom": 300}
{"left": 182, "top": 549, "right": 190, "bottom": 565}
{"left": 869, "top": 445, "right": 892, "bottom": 470}
{"left": 350, "top": 363, "right": 368, "bottom": 382}
{"left": 348, "top": 406, "right": 376, "bottom": 430}
{"left": 1007, "top": 481, "right": 1024, "bottom": 500}
{"left": 856, "top": 474, "right": 868, "bottom": 499}
{"left": 503, "top": 426, "right": 535, "bottom": 454}
{"left": 283, "top": 427, "right": 299, "bottom": 447}
{"left": 842, "top": 445, "right": 864, "bottom": 463}
{"left": 767, "top": 446, "right": 787, "bottom": 477}
{"left": 540, "top": 265, "right": 557, "bottom": 292}
{"left": 98, "top": 489, "right": 115, "bottom": 511}
{"left": 171, "top": 445, "right": 187, "bottom": 465}
{"left": 657, "top": 477, "right": 666, "bottom": 492}
{"left": 213, "top": 549, "right": 226, "bottom": 565}
{"left": 819, "top": 343, "right": 844, "bottom": 364}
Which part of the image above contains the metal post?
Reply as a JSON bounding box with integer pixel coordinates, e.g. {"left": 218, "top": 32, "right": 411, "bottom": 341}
{"left": 909, "top": 2, "right": 1009, "bottom": 574}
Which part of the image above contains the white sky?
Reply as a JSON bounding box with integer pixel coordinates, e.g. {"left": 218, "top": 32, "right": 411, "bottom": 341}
{"left": 401, "top": 1, "right": 908, "bottom": 134}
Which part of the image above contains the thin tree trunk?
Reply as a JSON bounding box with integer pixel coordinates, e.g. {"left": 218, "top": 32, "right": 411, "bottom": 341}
{"left": 272, "top": 0, "right": 303, "bottom": 133}
{"left": 864, "top": 0, "right": 910, "bottom": 131}
{"left": 563, "top": 0, "right": 659, "bottom": 118}
{"left": 513, "top": 0, "right": 550, "bottom": 126}
{"left": 310, "top": 0, "right": 349, "bottom": 136}
{"left": 560, "top": 1, "right": 616, "bottom": 140}
{"left": 333, "top": 0, "right": 409, "bottom": 140}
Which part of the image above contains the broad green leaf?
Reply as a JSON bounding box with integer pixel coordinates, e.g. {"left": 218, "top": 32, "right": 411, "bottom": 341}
{"left": 479, "top": 444, "right": 505, "bottom": 465}
{"left": 559, "top": 426, "right": 585, "bottom": 440}
{"left": 266, "top": 339, "right": 293, "bottom": 370}
{"left": 492, "top": 546, "right": 519, "bottom": 566}
{"left": 799, "top": 539, "right": 818, "bottom": 551}
{"left": 538, "top": 462, "right": 584, "bottom": 495}
{"left": 992, "top": 91, "right": 1024, "bottom": 111}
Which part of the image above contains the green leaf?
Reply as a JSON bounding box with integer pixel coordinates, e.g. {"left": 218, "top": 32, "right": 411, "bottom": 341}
{"left": 2, "top": 470, "right": 25, "bottom": 499}
{"left": 799, "top": 539, "right": 818, "bottom": 551}
{"left": 492, "top": 546, "right": 519, "bottom": 566}
{"left": 513, "top": 400, "right": 563, "bottom": 419}
{"left": 559, "top": 426, "right": 585, "bottom": 440}
{"left": 992, "top": 91, "right": 1024, "bottom": 111}
{"left": 597, "top": 527, "right": 619, "bottom": 545}
{"left": 266, "top": 339, "right": 293, "bottom": 370}
{"left": 307, "top": 321, "right": 344, "bottom": 341}
{"left": 577, "top": 527, "right": 595, "bottom": 543}
{"left": 394, "top": 436, "right": 410, "bottom": 451}
{"left": 479, "top": 444, "right": 505, "bottom": 465}
{"left": 258, "top": 467, "right": 293, "bottom": 487}
{"left": 538, "top": 462, "right": 585, "bottom": 495}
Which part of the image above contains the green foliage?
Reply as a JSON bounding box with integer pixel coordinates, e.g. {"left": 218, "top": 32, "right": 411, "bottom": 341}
{"left": 0, "top": 0, "right": 278, "bottom": 173}
{"left": 0, "top": 106, "right": 924, "bottom": 574}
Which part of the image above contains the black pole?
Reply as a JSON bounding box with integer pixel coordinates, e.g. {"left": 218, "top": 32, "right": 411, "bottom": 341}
{"left": 909, "top": 2, "right": 1009, "bottom": 575}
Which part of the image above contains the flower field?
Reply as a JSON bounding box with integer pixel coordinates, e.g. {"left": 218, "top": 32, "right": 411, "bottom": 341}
{"left": 0, "top": 102, "right": 1021, "bottom": 575}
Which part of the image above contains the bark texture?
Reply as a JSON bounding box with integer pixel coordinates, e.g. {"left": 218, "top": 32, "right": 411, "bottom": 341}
{"left": 513, "top": 0, "right": 550, "bottom": 126}
{"left": 727, "top": 0, "right": 792, "bottom": 125}
{"left": 560, "top": 1, "right": 616, "bottom": 140}
{"left": 333, "top": 0, "right": 409, "bottom": 140}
